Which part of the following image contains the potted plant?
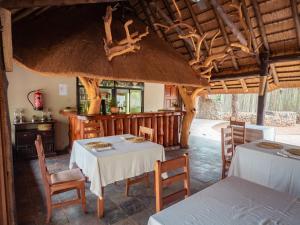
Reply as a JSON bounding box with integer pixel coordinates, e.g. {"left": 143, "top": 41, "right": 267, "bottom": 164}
{"left": 110, "top": 97, "right": 119, "bottom": 114}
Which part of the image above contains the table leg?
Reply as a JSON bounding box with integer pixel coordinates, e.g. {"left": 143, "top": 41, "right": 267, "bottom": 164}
{"left": 97, "top": 187, "right": 104, "bottom": 218}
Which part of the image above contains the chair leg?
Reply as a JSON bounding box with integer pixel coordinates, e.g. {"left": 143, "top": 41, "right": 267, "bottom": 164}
{"left": 77, "top": 188, "right": 81, "bottom": 198}
{"left": 145, "top": 173, "right": 150, "bottom": 188}
{"left": 125, "top": 178, "right": 130, "bottom": 197}
{"left": 80, "top": 185, "right": 87, "bottom": 213}
{"left": 46, "top": 194, "right": 52, "bottom": 223}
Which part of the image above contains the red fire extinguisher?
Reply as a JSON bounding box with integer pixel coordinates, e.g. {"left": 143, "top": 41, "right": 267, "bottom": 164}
{"left": 27, "top": 89, "right": 44, "bottom": 111}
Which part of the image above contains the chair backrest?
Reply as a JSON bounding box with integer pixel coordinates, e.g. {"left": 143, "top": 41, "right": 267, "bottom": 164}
{"left": 35, "top": 135, "right": 51, "bottom": 189}
{"left": 221, "top": 127, "right": 234, "bottom": 161}
{"left": 139, "top": 126, "right": 154, "bottom": 141}
{"left": 229, "top": 119, "right": 246, "bottom": 145}
{"left": 155, "top": 153, "right": 190, "bottom": 212}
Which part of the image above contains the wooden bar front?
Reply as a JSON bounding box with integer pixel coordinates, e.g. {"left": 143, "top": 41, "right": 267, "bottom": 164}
{"left": 63, "top": 111, "right": 183, "bottom": 149}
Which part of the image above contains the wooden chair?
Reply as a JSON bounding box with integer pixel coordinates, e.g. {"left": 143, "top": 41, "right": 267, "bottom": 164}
{"left": 229, "top": 118, "right": 246, "bottom": 146}
{"left": 125, "top": 126, "right": 154, "bottom": 196}
{"left": 35, "top": 135, "right": 86, "bottom": 223}
{"left": 155, "top": 153, "right": 190, "bottom": 212}
{"left": 221, "top": 127, "right": 234, "bottom": 179}
{"left": 138, "top": 126, "right": 154, "bottom": 141}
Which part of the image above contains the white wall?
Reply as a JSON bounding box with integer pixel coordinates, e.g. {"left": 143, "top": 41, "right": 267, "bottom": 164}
{"left": 7, "top": 64, "right": 76, "bottom": 150}
{"left": 144, "top": 83, "right": 164, "bottom": 112}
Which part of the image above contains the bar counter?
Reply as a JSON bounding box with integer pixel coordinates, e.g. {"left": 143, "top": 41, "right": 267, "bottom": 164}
{"left": 62, "top": 111, "right": 184, "bottom": 149}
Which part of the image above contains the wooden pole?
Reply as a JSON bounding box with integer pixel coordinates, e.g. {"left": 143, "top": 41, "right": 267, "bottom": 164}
{"left": 257, "top": 51, "right": 269, "bottom": 125}
{"left": 0, "top": 19, "right": 15, "bottom": 224}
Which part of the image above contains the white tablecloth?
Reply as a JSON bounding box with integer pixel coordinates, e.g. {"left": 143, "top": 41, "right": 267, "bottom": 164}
{"left": 245, "top": 124, "right": 275, "bottom": 142}
{"left": 69, "top": 134, "right": 165, "bottom": 197}
{"left": 229, "top": 140, "right": 300, "bottom": 197}
{"left": 148, "top": 176, "right": 300, "bottom": 225}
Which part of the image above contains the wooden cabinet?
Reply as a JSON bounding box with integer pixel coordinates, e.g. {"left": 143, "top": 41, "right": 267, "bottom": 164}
{"left": 14, "top": 121, "right": 55, "bottom": 159}
{"left": 164, "top": 85, "right": 180, "bottom": 109}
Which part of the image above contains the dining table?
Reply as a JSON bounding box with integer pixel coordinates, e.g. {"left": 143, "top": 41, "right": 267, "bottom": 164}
{"left": 148, "top": 176, "right": 300, "bottom": 225}
{"left": 228, "top": 140, "right": 300, "bottom": 197}
{"left": 69, "top": 134, "right": 165, "bottom": 217}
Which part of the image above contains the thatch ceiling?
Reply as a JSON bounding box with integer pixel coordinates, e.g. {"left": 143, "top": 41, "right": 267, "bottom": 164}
{"left": 5, "top": 0, "right": 300, "bottom": 94}
{"left": 12, "top": 4, "right": 207, "bottom": 87}
{"left": 129, "top": 0, "right": 300, "bottom": 94}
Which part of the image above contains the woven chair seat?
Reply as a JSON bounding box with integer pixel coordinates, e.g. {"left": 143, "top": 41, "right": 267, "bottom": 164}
{"left": 51, "top": 168, "right": 84, "bottom": 185}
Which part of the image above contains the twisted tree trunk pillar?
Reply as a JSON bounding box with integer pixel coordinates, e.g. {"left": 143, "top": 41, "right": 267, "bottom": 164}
{"left": 78, "top": 77, "right": 101, "bottom": 115}
{"left": 231, "top": 94, "right": 238, "bottom": 119}
{"left": 178, "top": 86, "right": 204, "bottom": 148}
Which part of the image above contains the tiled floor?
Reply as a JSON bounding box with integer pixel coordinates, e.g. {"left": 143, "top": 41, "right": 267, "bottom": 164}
{"left": 14, "top": 125, "right": 221, "bottom": 225}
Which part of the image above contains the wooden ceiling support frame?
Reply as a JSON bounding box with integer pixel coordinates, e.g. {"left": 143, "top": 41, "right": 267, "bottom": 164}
{"left": 0, "top": 8, "right": 13, "bottom": 72}
{"left": 210, "top": 0, "right": 247, "bottom": 46}
{"left": 184, "top": 0, "right": 219, "bottom": 72}
{"left": 0, "top": 29, "right": 15, "bottom": 225}
{"left": 270, "top": 64, "right": 279, "bottom": 86}
{"left": 159, "top": 0, "right": 194, "bottom": 58}
{"left": 240, "top": 0, "right": 260, "bottom": 64}
{"left": 252, "top": 0, "right": 269, "bottom": 51}
{"left": 211, "top": 4, "right": 239, "bottom": 70}
{"left": 257, "top": 51, "right": 269, "bottom": 125}
{"left": 240, "top": 79, "right": 248, "bottom": 92}
{"left": 290, "top": 0, "right": 300, "bottom": 48}
{"left": 0, "top": 0, "right": 125, "bottom": 9}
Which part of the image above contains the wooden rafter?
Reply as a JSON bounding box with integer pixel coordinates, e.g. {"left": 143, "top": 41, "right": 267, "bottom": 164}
{"left": 290, "top": 0, "right": 300, "bottom": 49}
{"left": 184, "top": 0, "right": 219, "bottom": 72}
{"left": 139, "top": 0, "right": 167, "bottom": 41}
{"left": 270, "top": 64, "right": 279, "bottom": 86}
{"left": 221, "top": 80, "right": 228, "bottom": 92}
{"left": 240, "top": 0, "right": 260, "bottom": 64}
{"left": 1, "top": 0, "right": 125, "bottom": 9}
{"left": 0, "top": 8, "right": 13, "bottom": 72}
{"left": 210, "top": 2, "right": 239, "bottom": 70}
{"left": 240, "top": 79, "right": 248, "bottom": 92}
{"left": 210, "top": 0, "right": 247, "bottom": 46}
{"left": 251, "top": 0, "right": 269, "bottom": 51}
{"left": 159, "top": 0, "right": 194, "bottom": 58}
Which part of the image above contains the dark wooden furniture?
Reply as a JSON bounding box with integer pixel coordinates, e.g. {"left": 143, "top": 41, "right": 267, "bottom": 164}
{"left": 35, "top": 135, "right": 86, "bottom": 223}
{"left": 62, "top": 111, "right": 183, "bottom": 150}
{"left": 14, "top": 121, "right": 55, "bottom": 159}
{"left": 155, "top": 153, "right": 190, "bottom": 213}
{"left": 221, "top": 127, "right": 234, "bottom": 179}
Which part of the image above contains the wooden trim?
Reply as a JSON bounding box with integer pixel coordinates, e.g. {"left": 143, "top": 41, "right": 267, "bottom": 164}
{"left": 0, "top": 8, "right": 12, "bottom": 72}
{"left": 0, "top": 45, "right": 15, "bottom": 225}
{"left": 252, "top": 0, "right": 269, "bottom": 50}
{"left": 290, "top": 0, "right": 300, "bottom": 48}
{"left": 0, "top": 0, "right": 125, "bottom": 9}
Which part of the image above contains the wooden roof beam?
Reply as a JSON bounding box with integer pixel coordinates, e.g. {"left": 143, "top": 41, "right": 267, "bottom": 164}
{"left": 183, "top": 0, "right": 219, "bottom": 72}
{"left": 290, "top": 0, "right": 300, "bottom": 49}
{"left": 0, "top": 8, "right": 13, "bottom": 72}
{"left": 149, "top": 1, "right": 194, "bottom": 58}
{"left": 240, "top": 0, "right": 260, "bottom": 64}
{"left": 210, "top": 2, "right": 239, "bottom": 70}
{"left": 270, "top": 64, "right": 279, "bottom": 86}
{"left": 240, "top": 79, "right": 248, "bottom": 92}
{"left": 251, "top": 0, "right": 269, "bottom": 51}
{"left": 211, "top": 71, "right": 260, "bottom": 81}
{"left": 1, "top": 0, "right": 125, "bottom": 9}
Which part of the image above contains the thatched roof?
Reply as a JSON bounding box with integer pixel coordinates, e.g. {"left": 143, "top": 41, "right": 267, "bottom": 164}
{"left": 7, "top": 0, "right": 300, "bottom": 94}
{"left": 129, "top": 0, "right": 300, "bottom": 94}
{"left": 12, "top": 4, "right": 207, "bottom": 87}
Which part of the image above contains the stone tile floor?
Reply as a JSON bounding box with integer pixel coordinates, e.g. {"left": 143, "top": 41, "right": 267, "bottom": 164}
{"left": 14, "top": 126, "right": 221, "bottom": 225}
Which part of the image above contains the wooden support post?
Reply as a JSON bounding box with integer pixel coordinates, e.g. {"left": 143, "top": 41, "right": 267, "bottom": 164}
{"left": 0, "top": 8, "right": 12, "bottom": 72}
{"left": 0, "top": 25, "right": 15, "bottom": 225}
{"left": 178, "top": 86, "right": 204, "bottom": 148}
{"left": 257, "top": 51, "right": 269, "bottom": 125}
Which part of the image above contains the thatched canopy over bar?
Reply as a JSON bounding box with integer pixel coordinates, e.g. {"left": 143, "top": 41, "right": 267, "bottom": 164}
{"left": 12, "top": 4, "right": 207, "bottom": 87}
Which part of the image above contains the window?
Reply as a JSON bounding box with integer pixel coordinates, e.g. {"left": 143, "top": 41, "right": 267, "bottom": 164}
{"left": 76, "top": 79, "right": 144, "bottom": 114}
